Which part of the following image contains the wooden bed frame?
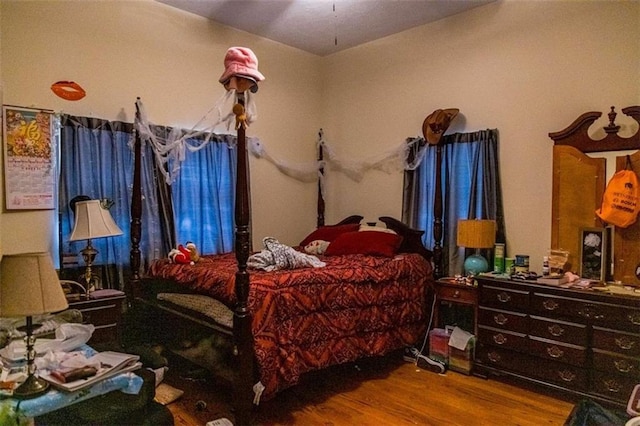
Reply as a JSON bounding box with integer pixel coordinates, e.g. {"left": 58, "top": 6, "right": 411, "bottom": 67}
{"left": 128, "top": 95, "right": 442, "bottom": 424}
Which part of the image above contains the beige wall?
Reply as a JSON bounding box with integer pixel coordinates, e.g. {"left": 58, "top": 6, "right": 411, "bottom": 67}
{"left": 321, "top": 0, "right": 640, "bottom": 270}
{"left": 0, "top": 0, "right": 3, "bottom": 260}
{"left": 1, "top": 1, "right": 639, "bottom": 275}
{"left": 0, "top": 0, "right": 322, "bottom": 255}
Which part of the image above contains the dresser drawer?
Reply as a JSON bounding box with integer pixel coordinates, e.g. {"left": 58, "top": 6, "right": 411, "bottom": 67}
{"left": 530, "top": 293, "right": 581, "bottom": 320}
{"left": 592, "top": 326, "right": 640, "bottom": 357}
{"left": 478, "top": 325, "right": 528, "bottom": 352}
{"left": 531, "top": 359, "right": 588, "bottom": 392}
{"left": 599, "top": 305, "right": 640, "bottom": 333}
{"left": 591, "top": 370, "right": 639, "bottom": 404}
{"left": 528, "top": 336, "right": 587, "bottom": 367}
{"left": 480, "top": 285, "right": 529, "bottom": 311}
{"left": 477, "top": 344, "right": 534, "bottom": 374}
{"left": 581, "top": 302, "right": 640, "bottom": 332}
{"left": 531, "top": 293, "right": 640, "bottom": 332}
{"left": 477, "top": 344, "right": 588, "bottom": 391}
{"left": 478, "top": 307, "right": 528, "bottom": 334}
{"left": 592, "top": 349, "right": 640, "bottom": 379}
{"left": 529, "top": 315, "right": 587, "bottom": 346}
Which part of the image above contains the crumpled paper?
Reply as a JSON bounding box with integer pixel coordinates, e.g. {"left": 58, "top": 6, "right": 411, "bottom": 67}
{"left": 0, "top": 323, "right": 94, "bottom": 362}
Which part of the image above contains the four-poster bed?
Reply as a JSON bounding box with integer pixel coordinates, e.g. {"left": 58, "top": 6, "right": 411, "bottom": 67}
{"left": 128, "top": 93, "right": 446, "bottom": 423}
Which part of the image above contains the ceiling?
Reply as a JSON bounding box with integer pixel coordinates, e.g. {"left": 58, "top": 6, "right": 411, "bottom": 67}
{"left": 156, "top": 0, "right": 494, "bottom": 56}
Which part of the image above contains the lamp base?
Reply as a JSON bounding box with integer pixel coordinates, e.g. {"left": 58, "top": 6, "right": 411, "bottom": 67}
{"left": 13, "top": 374, "right": 50, "bottom": 399}
{"left": 464, "top": 254, "right": 489, "bottom": 276}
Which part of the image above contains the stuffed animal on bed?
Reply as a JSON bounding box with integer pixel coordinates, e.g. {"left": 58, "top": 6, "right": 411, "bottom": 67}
{"left": 304, "top": 240, "right": 330, "bottom": 255}
{"left": 168, "top": 245, "right": 194, "bottom": 265}
{"left": 168, "top": 242, "right": 201, "bottom": 265}
{"left": 186, "top": 241, "right": 200, "bottom": 263}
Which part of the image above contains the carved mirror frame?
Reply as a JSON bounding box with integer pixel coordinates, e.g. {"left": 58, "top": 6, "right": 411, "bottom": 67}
{"left": 548, "top": 106, "right": 640, "bottom": 284}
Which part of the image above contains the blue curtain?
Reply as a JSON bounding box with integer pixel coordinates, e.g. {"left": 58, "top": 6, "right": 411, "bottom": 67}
{"left": 59, "top": 116, "right": 134, "bottom": 288}
{"left": 171, "top": 135, "right": 237, "bottom": 254}
{"left": 59, "top": 115, "right": 237, "bottom": 289}
{"left": 403, "top": 129, "right": 505, "bottom": 277}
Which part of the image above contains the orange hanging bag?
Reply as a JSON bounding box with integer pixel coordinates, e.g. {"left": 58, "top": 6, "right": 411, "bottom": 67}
{"left": 595, "top": 156, "right": 640, "bottom": 228}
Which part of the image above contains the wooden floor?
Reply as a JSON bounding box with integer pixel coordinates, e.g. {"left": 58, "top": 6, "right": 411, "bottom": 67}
{"left": 161, "top": 352, "right": 576, "bottom": 426}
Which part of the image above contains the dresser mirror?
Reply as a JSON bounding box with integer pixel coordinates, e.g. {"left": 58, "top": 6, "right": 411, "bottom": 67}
{"left": 548, "top": 106, "right": 640, "bottom": 285}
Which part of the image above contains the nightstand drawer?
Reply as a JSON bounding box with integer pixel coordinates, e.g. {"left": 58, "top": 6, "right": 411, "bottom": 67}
{"left": 68, "top": 294, "right": 125, "bottom": 345}
{"left": 438, "top": 285, "right": 476, "bottom": 304}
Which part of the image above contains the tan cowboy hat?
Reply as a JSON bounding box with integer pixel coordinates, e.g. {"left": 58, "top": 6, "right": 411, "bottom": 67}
{"left": 422, "top": 108, "right": 460, "bottom": 145}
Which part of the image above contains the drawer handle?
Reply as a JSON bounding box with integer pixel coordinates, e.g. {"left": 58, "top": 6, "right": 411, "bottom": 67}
{"left": 453, "top": 290, "right": 460, "bottom": 298}
{"left": 578, "top": 304, "right": 604, "bottom": 320}
{"left": 603, "top": 379, "right": 621, "bottom": 393}
{"left": 614, "top": 359, "right": 633, "bottom": 374}
{"left": 558, "top": 370, "right": 576, "bottom": 383}
{"left": 546, "top": 345, "right": 564, "bottom": 359}
{"left": 547, "top": 324, "right": 565, "bottom": 337}
{"left": 543, "top": 299, "right": 559, "bottom": 311}
{"left": 614, "top": 336, "right": 635, "bottom": 351}
{"left": 629, "top": 313, "right": 640, "bottom": 325}
{"left": 487, "top": 351, "right": 501, "bottom": 363}
{"left": 493, "top": 313, "right": 508, "bottom": 326}
{"left": 493, "top": 333, "right": 507, "bottom": 345}
{"left": 497, "top": 292, "right": 511, "bottom": 303}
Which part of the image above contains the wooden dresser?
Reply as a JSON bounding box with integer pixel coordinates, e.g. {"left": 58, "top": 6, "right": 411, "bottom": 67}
{"left": 475, "top": 276, "right": 640, "bottom": 407}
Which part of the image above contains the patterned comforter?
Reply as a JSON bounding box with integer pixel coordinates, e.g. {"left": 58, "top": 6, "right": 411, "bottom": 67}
{"left": 147, "top": 251, "right": 433, "bottom": 400}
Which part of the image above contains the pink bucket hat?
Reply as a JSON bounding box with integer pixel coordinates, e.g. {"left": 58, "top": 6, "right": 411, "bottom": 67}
{"left": 219, "top": 47, "right": 265, "bottom": 84}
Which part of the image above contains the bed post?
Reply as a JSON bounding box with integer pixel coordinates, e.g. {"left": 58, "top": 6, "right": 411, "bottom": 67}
{"left": 432, "top": 143, "right": 444, "bottom": 279}
{"left": 128, "top": 97, "right": 143, "bottom": 305}
{"left": 232, "top": 92, "right": 254, "bottom": 424}
{"left": 317, "top": 130, "right": 325, "bottom": 228}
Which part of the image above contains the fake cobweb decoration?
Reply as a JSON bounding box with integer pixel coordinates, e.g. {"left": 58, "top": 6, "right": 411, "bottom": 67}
{"left": 134, "top": 93, "right": 429, "bottom": 187}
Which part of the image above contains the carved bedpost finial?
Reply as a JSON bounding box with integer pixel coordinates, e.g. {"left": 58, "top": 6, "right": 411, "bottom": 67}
{"left": 604, "top": 106, "right": 620, "bottom": 134}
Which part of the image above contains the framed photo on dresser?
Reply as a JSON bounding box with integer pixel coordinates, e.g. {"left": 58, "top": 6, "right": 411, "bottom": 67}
{"left": 579, "top": 227, "right": 606, "bottom": 282}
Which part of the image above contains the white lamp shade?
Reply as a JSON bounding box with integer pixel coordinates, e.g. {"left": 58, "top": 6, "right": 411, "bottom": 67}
{"left": 69, "top": 200, "right": 123, "bottom": 241}
{"left": 0, "top": 253, "right": 69, "bottom": 317}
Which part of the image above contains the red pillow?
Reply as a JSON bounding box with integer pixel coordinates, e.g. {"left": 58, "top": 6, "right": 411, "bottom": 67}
{"left": 299, "top": 223, "right": 360, "bottom": 247}
{"left": 325, "top": 231, "right": 403, "bottom": 257}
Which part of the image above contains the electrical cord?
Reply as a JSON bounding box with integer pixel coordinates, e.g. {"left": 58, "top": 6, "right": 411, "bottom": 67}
{"left": 410, "top": 289, "right": 446, "bottom": 373}
{"left": 416, "top": 289, "right": 438, "bottom": 360}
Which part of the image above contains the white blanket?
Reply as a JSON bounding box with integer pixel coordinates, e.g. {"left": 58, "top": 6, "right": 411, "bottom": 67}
{"left": 248, "top": 237, "right": 326, "bottom": 272}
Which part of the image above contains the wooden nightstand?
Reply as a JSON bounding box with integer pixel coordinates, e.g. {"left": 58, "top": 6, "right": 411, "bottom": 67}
{"left": 434, "top": 278, "right": 478, "bottom": 335}
{"left": 67, "top": 293, "right": 126, "bottom": 345}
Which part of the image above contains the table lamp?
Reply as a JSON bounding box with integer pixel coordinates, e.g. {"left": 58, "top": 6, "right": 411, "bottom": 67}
{"left": 0, "top": 253, "right": 69, "bottom": 398}
{"left": 457, "top": 219, "right": 496, "bottom": 276}
{"left": 69, "top": 199, "right": 123, "bottom": 295}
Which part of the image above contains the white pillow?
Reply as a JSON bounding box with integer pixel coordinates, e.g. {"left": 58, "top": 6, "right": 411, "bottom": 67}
{"left": 358, "top": 224, "right": 397, "bottom": 234}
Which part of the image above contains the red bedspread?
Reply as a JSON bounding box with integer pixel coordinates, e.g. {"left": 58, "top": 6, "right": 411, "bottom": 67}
{"left": 148, "top": 251, "right": 433, "bottom": 400}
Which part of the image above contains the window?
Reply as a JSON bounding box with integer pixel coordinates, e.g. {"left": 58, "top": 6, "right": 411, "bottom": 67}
{"left": 58, "top": 114, "right": 236, "bottom": 289}
{"left": 403, "top": 129, "right": 504, "bottom": 276}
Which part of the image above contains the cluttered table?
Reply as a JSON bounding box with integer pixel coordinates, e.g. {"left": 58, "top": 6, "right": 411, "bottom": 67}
{"left": 0, "top": 326, "right": 143, "bottom": 423}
